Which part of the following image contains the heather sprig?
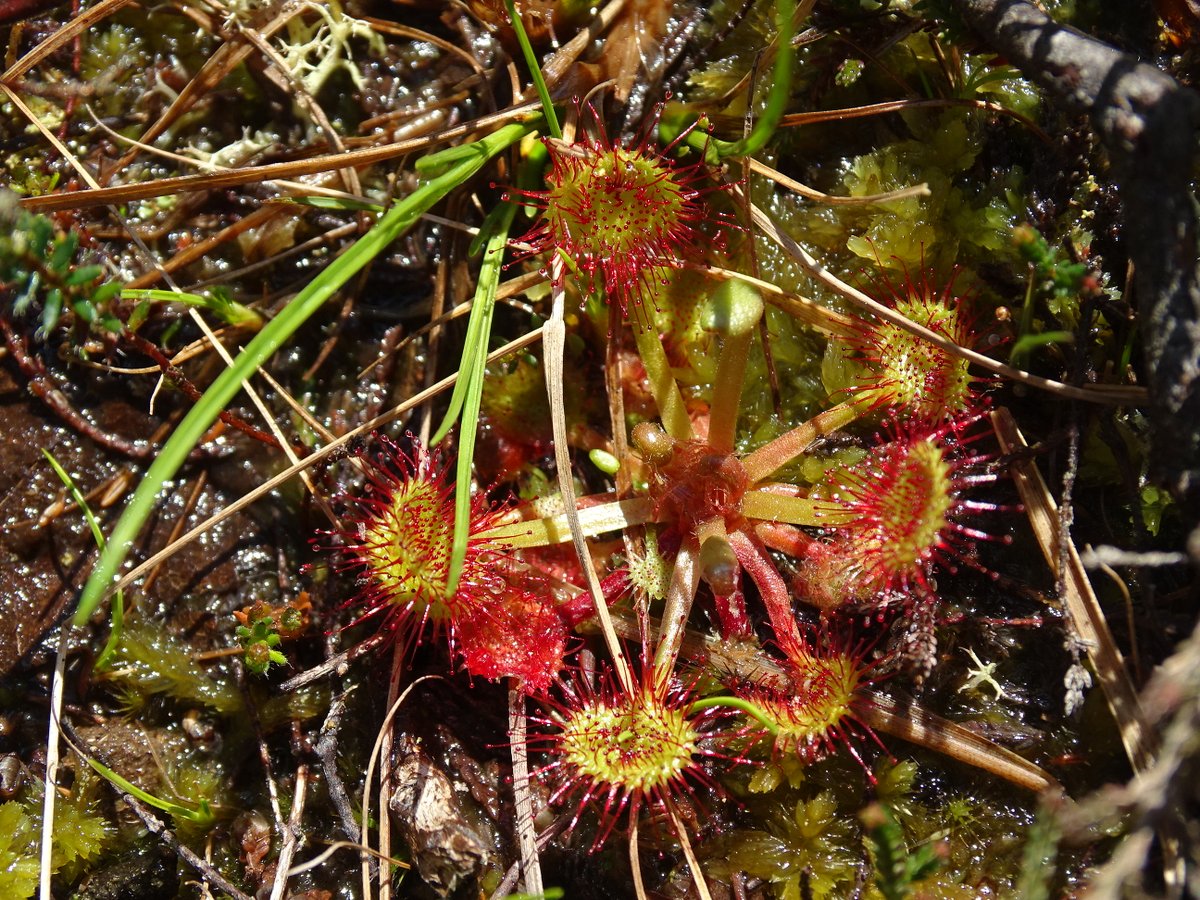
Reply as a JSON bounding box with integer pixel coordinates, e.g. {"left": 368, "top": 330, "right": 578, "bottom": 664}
{"left": 2, "top": 199, "right": 124, "bottom": 340}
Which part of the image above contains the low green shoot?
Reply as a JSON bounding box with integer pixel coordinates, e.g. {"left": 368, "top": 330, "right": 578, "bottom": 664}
{"left": 235, "top": 615, "right": 288, "bottom": 675}
{"left": 120, "top": 287, "right": 263, "bottom": 331}
{"left": 81, "top": 755, "right": 214, "bottom": 828}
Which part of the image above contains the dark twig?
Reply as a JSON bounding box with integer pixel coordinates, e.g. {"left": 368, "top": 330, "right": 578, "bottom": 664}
{"left": 951, "top": 0, "right": 1200, "bottom": 524}
{"left": 314, "top": 685, "right": 365, "bottom": 846}
{"left": 1, "top": 313, "right": 227, "bottom": 461}
{"left": 120, "top": 792, "right": 254, "bottom": 900}
{"left": 278, "top": 632, "right": 388, "bottom": 693}
{"left": 123, "top": 331, "right": 289, "bottom": 451}
{"left": 1, "top": 313, "right": 154, "bottom": 459}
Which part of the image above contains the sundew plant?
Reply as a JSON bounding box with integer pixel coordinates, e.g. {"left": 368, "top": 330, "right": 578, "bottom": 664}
{"left": 0, "top": 0, "right": 1194, "bottom": 898}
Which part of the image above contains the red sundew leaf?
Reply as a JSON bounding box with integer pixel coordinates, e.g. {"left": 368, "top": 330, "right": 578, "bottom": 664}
{"left": 844, "top": 263, "right": 991, "bottom": 424}
{"left": 798, "top": 412, "right": 1003, "bottom": 606}
{"left": 456, "top": 587, "right": 569, "bottom": 693}
{"left": 735, "top": 634, "right": 884, "bottom": 772}
{"left": 526, "top": 664, "right": 735, "bottom": 850}
{"left": 317, "top": 434, "right": 513, "bottom": 651}
{"left": 507, "top": 102, "right": 734, "bottom": 320}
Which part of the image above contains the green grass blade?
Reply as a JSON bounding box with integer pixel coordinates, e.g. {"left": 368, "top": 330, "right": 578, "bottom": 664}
{"left": 430, "top": 201, "right": 518, "bottom": 446}
{"left": 1009, "top": 329, "right": 1074, "bottom": 367}
{"left": 83, "top": 755, "right": 213, "bottom": 825}
{"left": 42, "top": 450, "right": 124, "bottom": 668}
{"left": 503, "top": 0, "right": 561, "bottom": 139}
{"left": 443, "top": 202, "right": 517, "bottom": 596}
{"left": 42, "top": 450, "right": 107, "bottom": 555}
{"left": 75, "top": 123, "right": 530, "bottom": 624}
{"left": 720, "top": 0, "right": 795, "bottom": 159}
{"left": 281, "top": 195, "right": 385, "bottom": 212}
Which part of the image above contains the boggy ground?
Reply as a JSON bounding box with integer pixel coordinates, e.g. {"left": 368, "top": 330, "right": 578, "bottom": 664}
{"left": 1, "top": 1, "right": 1199, "bottom": 898}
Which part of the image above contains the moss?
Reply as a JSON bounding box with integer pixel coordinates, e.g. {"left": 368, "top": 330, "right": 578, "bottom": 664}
{"left": 81, "top": 24, "right": 147, "bottom": 84}
{"left": 859, "top": 760, "right": 1042, "bottom": 897}
{"left": 482, "top": 354, "right": 553, "bottom": 450}
{"left": 706, "top": 791, "right": 861, "bottom": 899}
{"left": 46, "top": 774, "right": 114, "bottom": 879}
{"left": 106, "top": 623, "right": 241, "bottom": 715}
{"left": 841, "top": 109, "right": 989, "bottom": 273}
{"left": 873, "top": 760, "right": 919, "bottom": 818}
{"left": 684, "top": 0, "right": 781, "bottom": 106}
{"left": 738, "top": 305, "right": 832, "bottom": 440}
{"left": 0, "top": 803, "right": 39, "bottom": 900}
{"left": 738, "top": 26, "right": 1032, "bottom": 312}
{"left": 955, "top": 53, "right": 1042, "bottom": 118}
{"left": 0, "top": 774, "right": 114, "bottom": 899}
{"left": 165, "top": 756, "right": 226, "bottom": 842}
{"left": 879, "top": 770, "right": 1038, "bottom": 895}
{"left": 746, "top": 757, "right": 800, "bottom": 795}
{"left": 2, "top": 152, "right": 62, "bottom": 197}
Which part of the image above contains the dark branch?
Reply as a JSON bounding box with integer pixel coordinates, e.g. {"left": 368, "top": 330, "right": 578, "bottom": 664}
{"left": 120, "top": 793, "right": 254, "bottom": 900}
{"left": 953, "top": 0, "right": 1200, "bottom": 521}
{"left": 314, "top": 685, "right": 366, "bottom": 847}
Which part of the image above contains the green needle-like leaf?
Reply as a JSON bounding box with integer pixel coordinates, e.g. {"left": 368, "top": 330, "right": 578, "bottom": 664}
{"left": 441, "top": 202, "right": 516, "bottom": 596}
{"left": 75, "top": 123, "right": 529, "bottom": 624}
{"left": 42, "top": 450, "right": 124, "bottom": 668}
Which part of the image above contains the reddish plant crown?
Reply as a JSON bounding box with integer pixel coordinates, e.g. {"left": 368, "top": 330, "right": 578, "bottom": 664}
{"left": 633, "top": 422, "right": 750, "bottom": 532}
{"left": 510, "top": 103, "right": 731, "bottom": 318}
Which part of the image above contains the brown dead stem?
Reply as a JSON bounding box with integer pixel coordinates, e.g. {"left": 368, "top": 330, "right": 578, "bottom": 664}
{"left": 991, "top": 407, "right": 1158, "bottom": 774}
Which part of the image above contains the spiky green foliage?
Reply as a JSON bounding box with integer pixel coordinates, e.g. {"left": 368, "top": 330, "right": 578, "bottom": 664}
{"left": 0, "top": 193, "right": 123, "bottom": 338}
{"left": 0, "top": 803, "right": 38, "bottom": 899}
{"left": 865, "top": 802, "right": 942, "bottom": 900}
